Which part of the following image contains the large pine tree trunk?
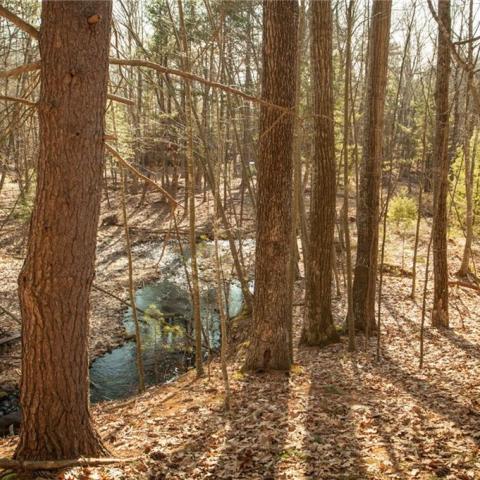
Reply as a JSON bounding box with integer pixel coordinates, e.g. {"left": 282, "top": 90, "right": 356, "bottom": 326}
{"left": 301, "top": 0, "right": 339, "bottom": 346}
{"left": 352, "top": 0, "right": 392, "bottom": 332}
{"left": 15, "top": 0, "right": 112, "bottom": 460}
{"left": 431, "top": 0, "right": 450, "bottom": 328}
{"left": 243, "top": 0, "right": 298, "bottom": 372}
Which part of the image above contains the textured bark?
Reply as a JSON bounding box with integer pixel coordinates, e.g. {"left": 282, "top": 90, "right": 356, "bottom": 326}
{"left": 352, "top": 0, "right": 392, "bottom": 332}
{"left": 431, "top": 0, "right": 450, "bottom": 328}
{"left": 244, "top": 0, "right": 298, "bottom": 372}
{"left": 15, "top": 0, "right": 112, "bottom": 460}
{"left": 301, "top": 0, "right": 339, "bottom": 347}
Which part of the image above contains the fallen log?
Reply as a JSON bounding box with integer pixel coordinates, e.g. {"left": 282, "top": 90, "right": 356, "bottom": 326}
{"left": 0, "top": 456, "right": 139, "bottom": 471}
{"left": 449, "top": 280, "right": 480, "bottom": 292}
{"left": 0, "top": 334, "right": 21, "bottom": 347}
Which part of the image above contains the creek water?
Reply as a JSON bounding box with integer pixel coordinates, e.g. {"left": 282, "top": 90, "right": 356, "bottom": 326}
{"left": 89, "top": 279, "right": 244, "bottom": 403}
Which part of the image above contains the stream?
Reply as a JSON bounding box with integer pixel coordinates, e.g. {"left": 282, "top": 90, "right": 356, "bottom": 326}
{"left": 89, "top": 278, "right": 244, "bottom": 403}
{"left": 89, "top": 239, "right": 251, "bottom": 403}
{"left": 0, "top": 239, "right": 252, "bottom": 432}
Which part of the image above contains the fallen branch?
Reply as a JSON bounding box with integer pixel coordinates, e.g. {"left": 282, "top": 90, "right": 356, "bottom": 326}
{"left": 0, "top": 333, "right": 21, "bottom": 347}
{"left": 0, "top": 305, "right": 21, "bottom": 324}
{"left": 0, "top": 456, "right": 139, "bottom": 471}
{"left": 105, "top": 143, "right": 182, "bottom": 209}
{"left": 449, "top": 280, "right": 480, "bottom": 293}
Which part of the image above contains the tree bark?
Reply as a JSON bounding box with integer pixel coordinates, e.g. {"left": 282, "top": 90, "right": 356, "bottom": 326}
{"left": 459, "top": 0, "right": 475, "bottom": 277}
{"left": 431, "top": 0, "right": 451, "bottom": 328}
{"left": 352, "top": 0, "right": 392, "bottom": 333}
{"left": 243, "top": 0, "right": 298, "bottom": 372}
{"left": 301, "top": 0, "right": 339, "bottom": 347}
{"left": 16, "top": 0, "right": 111, "bottom": 460}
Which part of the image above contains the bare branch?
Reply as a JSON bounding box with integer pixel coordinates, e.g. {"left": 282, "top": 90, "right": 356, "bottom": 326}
{"left": 109, "top": 57, "right": 293, "bottom": 113}
{"left": 454, "top": 35, "right": 480, "bottom": 46}
{"left": 427, "top": 0, "right": 480, "bottom": 114}
{"left": 0, "top": 61, "right": 40, "bottom": 79}
{"left": 0, "top": 92, "right": 134, "bottom": 108}
{"left": 105, "top": 143, "right": 183, "bottom": 210}
{"left": 0, "top": 94, "right": 36, "bottom": 107}
{"left": 107, "top": 93, "right": 135, "bottom": 106}
{"left": 0, "top": 5, "right": 39, "bottom": 40}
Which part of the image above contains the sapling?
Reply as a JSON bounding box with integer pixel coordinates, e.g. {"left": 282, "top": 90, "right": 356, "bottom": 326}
{"left": 388, "top": 191, "right": 417, "bottom": 270}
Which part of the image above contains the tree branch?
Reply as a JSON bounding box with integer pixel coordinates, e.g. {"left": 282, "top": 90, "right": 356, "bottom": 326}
{"left": 0, "top": 61, "right": 40, "bottom": 79}
{"left": 0, "top": 94, "right": 36, "bottom": 107}
{"left": 0, "top": 5, "right": 39, "bottom": 40}
{"left": 107, "top": 93, "right": 135, "bottom": 106}
{"left": 0, "top": 91, "right": 135, "bottom": 108}
{"left": 109, "top": 57, "right": 293, "bottom": 113}
{"left": 105, "top": 143, "right": 183, "bottom": 209}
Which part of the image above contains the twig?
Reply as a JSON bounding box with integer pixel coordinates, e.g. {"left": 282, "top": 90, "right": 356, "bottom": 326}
{"left": 0, "top": 305, "right": 21, "bottom": 324}
{"left": 91, "top": 284, "right": 145, "bottom": 315}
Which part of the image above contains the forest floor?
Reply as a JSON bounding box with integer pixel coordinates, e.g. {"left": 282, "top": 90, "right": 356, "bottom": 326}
{"left": 1, "top": 184, "right": 480, "bottom": 479}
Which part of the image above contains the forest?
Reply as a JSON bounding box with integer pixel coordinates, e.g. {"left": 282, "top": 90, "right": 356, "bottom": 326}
{"left": 0, "top": 0, "right": 479, "bottom": 478}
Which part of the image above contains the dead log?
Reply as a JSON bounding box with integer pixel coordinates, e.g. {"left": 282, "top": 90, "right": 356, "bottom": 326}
{"left": 0, "top": 456, "right": 139, "bottom": 471}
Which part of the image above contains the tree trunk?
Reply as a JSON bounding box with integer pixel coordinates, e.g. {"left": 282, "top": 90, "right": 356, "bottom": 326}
{"left": 352, "top": 0, "right": 392, "bottom": 333}
{"left": 243, "top": 0, "right": 298, "bottom": 372}
{"left": 431, "top": 0, "right": 450, "bottom": 328}
{"left": 342, "top": 0, "right": 355, "bottom": 352}
{"left": 301, "top": 0, "right": 339, "bottom": 347}
{"left": 16, "top": 0, "right": 111, "bottom": 460}
{"left": 459, "top": 0, "right": 475, "bottom": 277}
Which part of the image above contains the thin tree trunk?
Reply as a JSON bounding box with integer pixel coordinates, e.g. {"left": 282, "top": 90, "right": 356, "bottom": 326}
{"left": 459, "top": 0, "right": 475, "bottom": 277}
{"left": 431, "top": 0, "right": 451, "bottom": 328}
{"left": 343, "top": 0, "right": 355, "bottom": 351}
{"left": 120, "top": 167, "right": 145, "bottom": 393}
{"left": 352, "top": 0, "right": 392, "bottom": 333}
{"left": 178, "top": 0, "right": 204, "bottom": 376}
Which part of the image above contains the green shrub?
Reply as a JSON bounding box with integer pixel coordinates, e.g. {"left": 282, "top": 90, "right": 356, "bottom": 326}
{"left": 388, "top": 191, "right": 417, "bottom": 232}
